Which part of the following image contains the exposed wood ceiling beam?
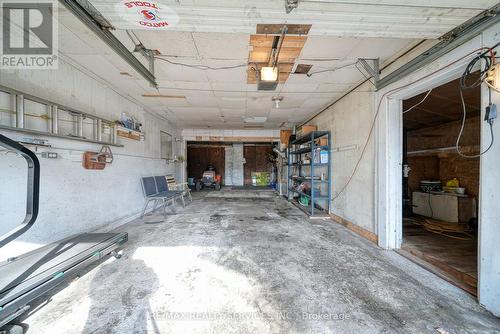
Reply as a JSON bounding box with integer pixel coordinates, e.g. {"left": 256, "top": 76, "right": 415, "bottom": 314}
{"left": 428, "top": 92, "right": 480, "bottom": 111}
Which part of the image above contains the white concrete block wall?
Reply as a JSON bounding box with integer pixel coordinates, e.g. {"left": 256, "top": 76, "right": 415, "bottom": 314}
{"left": 478, "top": 23, "right": 500, "bottom": 317}
{"left": 0, "top": 58, "right": 180, "bottom": 260}
{"left": 309, "top": 83, "right": 376, "bottom": 232}
{"left": 231, "top": 143, "right": 244, "bottom": 186}
{"left": 224, "top": 144, "right": 244, "bottom": 186}
{"left": 225, "top": 145, "right": 234, "bottom": 185}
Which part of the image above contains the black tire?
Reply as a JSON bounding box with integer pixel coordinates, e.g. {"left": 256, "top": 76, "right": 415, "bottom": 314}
{"left": 215, "top": 183, "right": 221, "bottom": 191}
{"left": 195, "top": 182, "right": 203, "bottom": 191}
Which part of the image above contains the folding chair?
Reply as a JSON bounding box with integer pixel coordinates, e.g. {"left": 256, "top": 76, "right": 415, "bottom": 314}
{"left": 166, "top": 175, "right": 193, "bottom": 203}
{"left": 140, "top": 177, "right": 177, "bottom": 218}
{"left": 154, "top": 176, "right": 185, "bottom": 207}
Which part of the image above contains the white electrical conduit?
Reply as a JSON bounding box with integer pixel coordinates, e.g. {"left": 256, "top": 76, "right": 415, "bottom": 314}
{"left": 402, "top": 89, "right": 433, "bottom": 114}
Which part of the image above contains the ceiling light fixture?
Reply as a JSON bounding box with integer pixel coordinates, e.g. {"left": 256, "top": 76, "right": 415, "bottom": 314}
{"left": 257, "top": 26, "right": 287, "bottom": 91}
{"left": 272, "top": 96, "right": 284, "bottom": 109}
{"left": 261, "top": 66, "right": 278, "bottom": 81}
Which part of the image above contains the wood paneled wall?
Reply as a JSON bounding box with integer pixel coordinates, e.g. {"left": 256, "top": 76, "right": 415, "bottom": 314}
{"left": 406, "top": 117, "right": 480, "bottom": 198}
{"left": 187, "top": 146, "right": 225, "bottom": 184}
{"left": 243, "top": 145, "right": 273, "bottom": 185}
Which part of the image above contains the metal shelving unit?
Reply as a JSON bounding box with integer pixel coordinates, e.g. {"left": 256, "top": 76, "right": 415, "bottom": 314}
{"left": 287, "top": 131, "right": 331, "bottom": 216}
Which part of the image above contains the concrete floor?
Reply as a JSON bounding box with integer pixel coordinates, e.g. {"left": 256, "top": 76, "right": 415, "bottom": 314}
{"left": 23, "top": 189, "right": 500, "bottom": 333}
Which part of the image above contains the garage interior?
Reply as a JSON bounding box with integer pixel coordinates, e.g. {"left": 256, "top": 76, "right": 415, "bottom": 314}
{"left": 1, "top": 1, "right": 500, "bottom": 333}
{"left": 401, "top": 75, "right": 481, "bottom": 295}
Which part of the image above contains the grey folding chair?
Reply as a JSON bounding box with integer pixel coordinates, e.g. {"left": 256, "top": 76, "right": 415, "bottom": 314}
{"left": 140, "top": 177, "right": 176, "bottom": 218}
{"left": 140, "top": 177, "right": 161, "bottom": 218}
{"left": 154, "top": 176, "right": 185, "bottom": 207}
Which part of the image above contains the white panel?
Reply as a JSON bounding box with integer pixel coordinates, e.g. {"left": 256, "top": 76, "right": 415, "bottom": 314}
{"left": 143, "top": 97, "right": 190, "bottom": 108}
{"left": 170, "top": 106, "right": 220, "bottom": 114}
{"left": 203, "top": 61, "right": 247, "bottom": 83}
{"left": 301, "top": 37, "right": 360, "bottom": 59}
{"left": 218, "top": 97, "right": 247, "bottom": 109}
{"left": 133, "top": 30, "right": 199, "bottom": 58}
{"left": 281, "top": 82, "right": 319, "bottom": 93}
{"left": 221, "top": 108, "right": 247, "bottom": 116}
{"left": 349, "top": 38, "right": 418, "bottom": 60}
{"left": 154, "top": 60, "right": 209, "bottom": 82}
{"left": 193, "top": 32, "right": 250, "bottom": 59}
{"left": 300, "top": 97, "right": 335, "bottom": 109}
{"left": 185, "top": 92, "right": 220, "bottom": 107}
{"left": 316, "top": 83, "right": 354, "bottom": 93}
{"left": 210, "top": 82, "right": 249, "bottom": 93}
{"left": 173, "top": 81, "right": 213, "bottom": 90}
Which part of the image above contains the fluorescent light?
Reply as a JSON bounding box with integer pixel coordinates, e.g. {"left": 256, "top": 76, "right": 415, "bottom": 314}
{"left": 244, "top": 116, "right": 267, "bottom": 123}
{"left": 260, "top": 67, "right": 278, "bottom": 81}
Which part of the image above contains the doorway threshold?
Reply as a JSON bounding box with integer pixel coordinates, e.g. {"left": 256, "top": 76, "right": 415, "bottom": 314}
{"left": 396, "top": 248, "right": 477, "bottom": 296}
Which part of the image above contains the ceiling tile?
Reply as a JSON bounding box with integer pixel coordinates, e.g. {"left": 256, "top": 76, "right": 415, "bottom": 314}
{"left": 193, "top": 32, "right": 250, "bottom": 60}
{"left": 300, "top": 37, "right": 359, "bottom": 60}
{"left": 133, "top": 30, "right": 199, "bottom": 58}
{"left": 155, "top": 61, "right": 209, "bottom": 82}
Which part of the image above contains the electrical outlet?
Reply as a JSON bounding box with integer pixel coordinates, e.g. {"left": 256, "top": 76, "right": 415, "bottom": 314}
{"left": 41, "top": 152, "right": 58, "bottom": 159}
{"left": 486, "top": 63, "right": 500, "bottom": 92}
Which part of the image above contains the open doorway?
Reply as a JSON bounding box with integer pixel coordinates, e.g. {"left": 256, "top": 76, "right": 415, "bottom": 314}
{"left": 400, "top": 74, "right": 481, "bottom": 295}
{"left": 243, "top": 144, "right": 275, "bottom": 186}
{"left": 187, "top": 143, "right": 226, "bottom": 186}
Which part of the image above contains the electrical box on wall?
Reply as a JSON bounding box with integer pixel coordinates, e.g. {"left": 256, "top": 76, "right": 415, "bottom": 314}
{"left": 486, "top": 63, "right": 500, "bottom": 92}
{"left": 41, "top": 152, "right": 58, "bottom": 159}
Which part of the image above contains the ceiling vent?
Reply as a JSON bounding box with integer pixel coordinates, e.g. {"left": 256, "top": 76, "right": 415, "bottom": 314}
{"left": 294, "top": 64, "right": 312, "bottom": 74}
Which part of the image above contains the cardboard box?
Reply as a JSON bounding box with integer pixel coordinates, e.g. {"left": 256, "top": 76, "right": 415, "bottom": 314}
{"left": 280, "top": 129, "right": 292, "bottom": 145}
{"left": 298, "top": 124, "right": 317, "bottom": 137}
{"left": 318, "top": 138, "right": 328, "bottom": 146}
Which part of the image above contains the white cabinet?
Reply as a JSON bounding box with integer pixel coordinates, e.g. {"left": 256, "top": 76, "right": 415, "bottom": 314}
{"left": 412, "top": 191, "right": 476, "bottom": 223}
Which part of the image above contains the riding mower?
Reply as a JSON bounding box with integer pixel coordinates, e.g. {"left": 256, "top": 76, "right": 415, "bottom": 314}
{"left": 195, "top": 164, "right": 221, "bottom": 191}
